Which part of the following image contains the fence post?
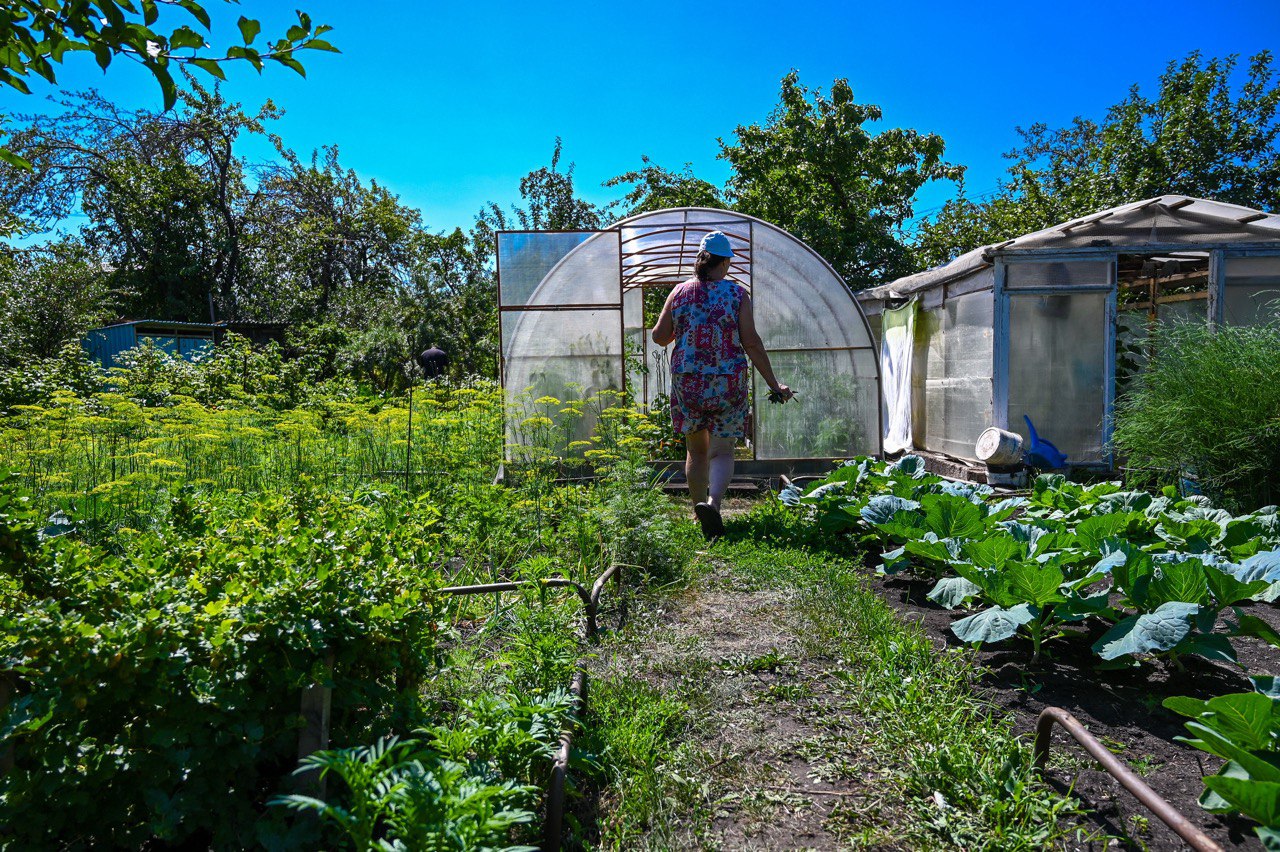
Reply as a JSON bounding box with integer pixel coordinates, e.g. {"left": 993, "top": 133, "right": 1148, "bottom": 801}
{"left": 294, "top": 648, "right": 335, "bottom": 796}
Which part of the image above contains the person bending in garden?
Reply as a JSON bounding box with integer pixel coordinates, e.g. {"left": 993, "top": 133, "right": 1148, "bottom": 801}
{"left": 651, "top": 230, "right": 793, "bottom": 540}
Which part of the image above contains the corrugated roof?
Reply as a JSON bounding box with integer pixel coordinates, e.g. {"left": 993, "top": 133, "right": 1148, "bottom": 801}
{"left": 97, "top": 319, "right": 221, "bottom": 331}
{"left": 864, "top": 195, "right": 1280, "bottom": 300}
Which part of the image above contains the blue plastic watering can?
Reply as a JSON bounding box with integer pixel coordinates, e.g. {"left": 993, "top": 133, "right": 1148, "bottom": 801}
{"left": 1023, "top": 415, "right": 1068, "bottom": 469}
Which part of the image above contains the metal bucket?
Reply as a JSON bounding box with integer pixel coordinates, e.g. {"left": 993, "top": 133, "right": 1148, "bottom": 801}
{"left": 975, "top": 427, "right": 1024, "bottom": 467}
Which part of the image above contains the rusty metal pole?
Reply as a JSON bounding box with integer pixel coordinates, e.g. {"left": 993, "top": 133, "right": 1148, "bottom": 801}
{"left": 1032, "top": 707, "right": 1223, "bottom": 852}
{"left": 543, "top": 669, "right": 587, "bottom": 852}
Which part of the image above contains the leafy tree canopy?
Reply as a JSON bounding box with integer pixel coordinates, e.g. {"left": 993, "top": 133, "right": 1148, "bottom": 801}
{"left": 0, "top": 1, "right": 335, "bottom": 109}
{"left": 720, "top": 71, "right": 963, "bottom": 288}
{"left": 605, "top": 157, "right": 724, "bottom": 218}
{"left": 0, "top": 1, "right": 334, "bottom": 169}
{"left": 914, "top": 51, "right": 1280, "bottom": 269}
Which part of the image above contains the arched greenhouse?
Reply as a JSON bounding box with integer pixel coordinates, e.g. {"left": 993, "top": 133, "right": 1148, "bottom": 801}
{"left": 497, "top": 207, "right": 882, "bottom": 469}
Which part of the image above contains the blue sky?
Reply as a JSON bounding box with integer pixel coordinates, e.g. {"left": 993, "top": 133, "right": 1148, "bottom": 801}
{"left": 5, "top": 0, "right": 1279, "bottom": 236}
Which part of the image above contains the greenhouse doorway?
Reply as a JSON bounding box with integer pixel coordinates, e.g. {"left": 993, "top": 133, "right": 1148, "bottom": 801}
{"left": 497, "top": 208, "right": 882, "bottom": 472}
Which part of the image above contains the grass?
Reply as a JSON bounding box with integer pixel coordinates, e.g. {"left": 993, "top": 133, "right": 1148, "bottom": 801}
{"left": 1113, "top": 314, "right": 1280, "bottom": 511}
{"left": 580, "top": 531, "right": 1091, "bottom": 850}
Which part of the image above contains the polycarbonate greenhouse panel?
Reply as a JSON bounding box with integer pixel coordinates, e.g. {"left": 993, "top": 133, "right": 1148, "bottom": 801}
{"left": 498, "top": 231, "right": 621, "bottom": 307}
{"left": 1224, "top": 256, "right": 1280, "bottom": 326}
{"left": 501, "top": 308, "right": 624, "bottom": 445}
{"left": 913, "top": 291, "right": 994, "bottom": 460}
{"left": 753, "top": 348, "right": 879, "bottom": 460}
{"left": 1007, "top": 292, "right": 1108, "bottom": 464}
{"left": 752, "top": 230, "right": 867, "bottom": 350}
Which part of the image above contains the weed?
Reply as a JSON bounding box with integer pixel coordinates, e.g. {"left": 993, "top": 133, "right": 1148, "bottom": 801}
{"left": 721, "top": 648, "right": 792, "bottom": 675}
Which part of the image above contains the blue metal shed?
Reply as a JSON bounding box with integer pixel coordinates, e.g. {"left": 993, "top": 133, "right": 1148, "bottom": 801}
{"left": 82, "top": 320, "right": 218, "bottom": 369}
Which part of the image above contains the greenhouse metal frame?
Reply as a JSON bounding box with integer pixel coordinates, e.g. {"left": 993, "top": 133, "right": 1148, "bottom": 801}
{"left": 497, "top": 207, "right": 883, "bottom": 469}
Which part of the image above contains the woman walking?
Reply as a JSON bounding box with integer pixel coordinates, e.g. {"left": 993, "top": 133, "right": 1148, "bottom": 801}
{"left": 651, "top": 231, "right": 793, "bottom": 540}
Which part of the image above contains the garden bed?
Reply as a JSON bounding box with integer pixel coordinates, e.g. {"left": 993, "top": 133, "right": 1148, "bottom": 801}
{"left": 872, "top": 572, "right": 1276, "bottom": 849}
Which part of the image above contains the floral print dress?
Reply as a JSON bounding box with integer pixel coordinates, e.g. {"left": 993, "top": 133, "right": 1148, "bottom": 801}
{"left": 668, "top": 278, "right": 751, "bottom": 438}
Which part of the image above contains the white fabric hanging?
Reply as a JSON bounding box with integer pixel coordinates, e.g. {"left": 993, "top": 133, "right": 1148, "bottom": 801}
{"left": 880, "top": 300, "right": 916, "bottom": 454}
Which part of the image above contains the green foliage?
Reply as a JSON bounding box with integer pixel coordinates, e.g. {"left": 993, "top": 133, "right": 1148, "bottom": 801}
{"left": 593, "top": 463, "right": 686, "bottom": 584}
{"left": 781, "top": 457, "right": 1280, "bottom": 663}
{"left": 915, "top": 51, "right": 1280, "bottom": 268}
{"left": 0, "top": 238, "right": 111, "bottom": 362}
{"left": 474, "top": 138, "right": 605, "bottom": 246}
{"left": 0, "top": 2, "right": 335, "bottom": 114}
{"left": 1113, "top": 316, "right": 1280, "bottom": 513}
{"left": 273, "top": 695, "right": 577, "bottom": 852}
{"left": 722, "top": 71, "right": 963, "bottom": 287}
{"left": 0, "top": 365, "right": 695, "bottom": 848}
{"left": 1165, "top": 680, "right": 1280, "bottom": 847}
{"left": 604, "top": 157, "right": 725, "bottom": 217}
{"left": 0, "top": 481, "right": 445, "bottom": 848}
{"left": 0, "top": 340, "right": 106, "bottom": 412}
{"left": 5, "top": 83, "right": 281, "bottom": 320}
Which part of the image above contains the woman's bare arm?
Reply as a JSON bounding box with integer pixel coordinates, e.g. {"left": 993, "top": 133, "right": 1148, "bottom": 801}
{"left": 651, "top": 288, "right": 677, "bottom": 347}
{"left": 738, "top": 293, "right": 790, "bottom": 396}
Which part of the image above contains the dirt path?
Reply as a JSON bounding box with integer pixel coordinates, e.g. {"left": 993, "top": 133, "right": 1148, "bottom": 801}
{"left": 590, "top": 561, "right": 872, "bottom": 850}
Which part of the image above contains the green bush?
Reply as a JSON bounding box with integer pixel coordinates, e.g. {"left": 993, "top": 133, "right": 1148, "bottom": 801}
{"left": 0, "top": 481, "right": 444, "bottom": 849}
{"left": 1113, "top": 317, "right": 1280, "bottom": 512}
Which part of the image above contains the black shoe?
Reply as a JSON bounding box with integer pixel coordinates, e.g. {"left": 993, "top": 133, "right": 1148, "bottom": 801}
{"left": 694, "top": 502, "right": 725, "bottom": 541}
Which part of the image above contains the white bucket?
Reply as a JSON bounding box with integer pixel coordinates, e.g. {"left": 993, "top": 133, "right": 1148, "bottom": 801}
{"left": 975, "top": 427, "right": 1024, "bottom": 466}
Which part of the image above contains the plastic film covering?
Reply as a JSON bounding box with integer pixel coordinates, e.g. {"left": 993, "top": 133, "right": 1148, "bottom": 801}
{"left": 754, "top": 349, "right": 878, "bottom": 460}
{"left": 1006, "top": 260, "right": 1111, "bottom": 289}
{"left": 912, "top": 291, "right": 994, "bottom": 460}
{"left": 1008, "top": 293, "right": 1107, "bottom": 464}
{"left": 880, "top": 301, "right": 916, "bottom": 454}
{"left": 1224, "top": 256, "right": 1280, "bottom": 326}
{"left": 499, "top": 232, "right": 620, "bottom": 307}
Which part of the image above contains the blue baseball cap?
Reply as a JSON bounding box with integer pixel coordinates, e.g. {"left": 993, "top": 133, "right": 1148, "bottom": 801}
{"left": 699, "top": 231, "right": 734, "bottom": 258}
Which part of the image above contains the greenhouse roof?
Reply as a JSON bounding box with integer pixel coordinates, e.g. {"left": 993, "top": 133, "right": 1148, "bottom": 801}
{"left": 865, "top": 195, "right": 1280, "bottom": 299}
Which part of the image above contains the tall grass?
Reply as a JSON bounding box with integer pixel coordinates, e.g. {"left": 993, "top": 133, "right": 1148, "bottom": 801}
{"left": 1112, "top": 315, "right": 1280, "bottom": 512}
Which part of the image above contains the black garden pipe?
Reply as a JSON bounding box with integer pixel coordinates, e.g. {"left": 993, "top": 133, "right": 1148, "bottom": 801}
{"left": 1032, "top": 707, "right": 1224, "bottom": 852}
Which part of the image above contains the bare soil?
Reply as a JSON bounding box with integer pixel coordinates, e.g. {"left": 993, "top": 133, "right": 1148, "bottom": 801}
{"left": 871, "top": 572, "right": 1279, "bottom": 851}
{"left": 586, "top": 562, "right": 882, "bottom": 851}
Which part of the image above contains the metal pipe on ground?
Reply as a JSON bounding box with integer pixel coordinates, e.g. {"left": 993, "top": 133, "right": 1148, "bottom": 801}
{"left": 1032, "top": 707, "right": 1224, "bottom": 852}
{"left": 543, "top": 669, "right": 588, "bottom": 852}
{"left": 438, "top": 566, "right": 623, "bottom": 850}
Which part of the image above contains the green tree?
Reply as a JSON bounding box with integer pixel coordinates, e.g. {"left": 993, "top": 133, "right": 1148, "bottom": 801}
{"left": 604, "top": 156, "right": 724, "bottom": 217}
{"left": 721, "top": 71, "right": 963, "bottom": 288}
{"left": 0, "top": 2, "right": 334, "bottom": 123}
{"left": 2, "top": 81, "right": 274, "bottom": 320}
{"left": 915, "top": 51, "right": 1280, "bottom": 269}
{"left": 0, "top": 237, "right": 110, "bottom": 363}
{"left": 410, "top": 228, "right": 498, "bottom": 379}
{"left": 250, "top": 143, "right": 423, "bottom": 324}
{"left": 473, "top": 138, "right": 606, "bottom": 266}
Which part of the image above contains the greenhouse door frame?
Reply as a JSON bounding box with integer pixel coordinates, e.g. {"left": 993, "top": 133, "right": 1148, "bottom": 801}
{"left": 992, "top": 253, "right": 1118, "bottom": 469}
{"left": 495, "top": 227, "right": 628, "bottom": 397}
